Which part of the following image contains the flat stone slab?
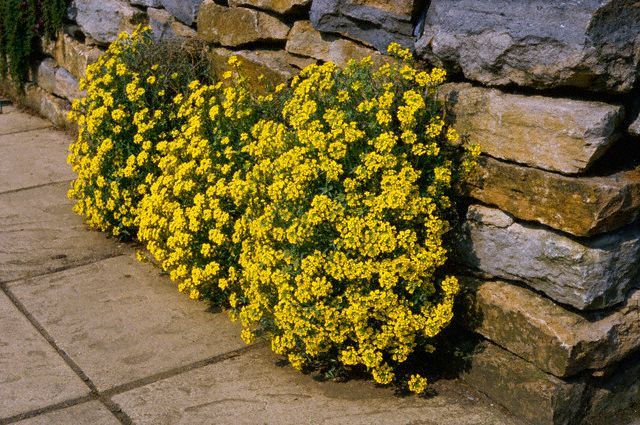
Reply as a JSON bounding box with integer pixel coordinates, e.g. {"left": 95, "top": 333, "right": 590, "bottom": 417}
{"left": 459, "top": 205, "right": 640, "bottom": 310}
{"left": 0, "top": 105, "right": 51, "bottom": 135}
{"left": 467, "top": 156, "right": 640, "bottom": 237}
{"left": 461, "top": 279, "right": 640, "bottom": 377}
{"left": 0, "top": 291, "right": 88, "bottom": 419}
{"left": 13, "top": 401, "right": 119, "bottom": 425}
{"left": 112, "top": 346, "right": 522, "bottom": 425}
{"left": 7, "top": 254, "right": 245, "bottom": 392}
{"left": 0, "top": 182, "right": 126, "bottom": 283}
{"left": 438, "top": 83, "right": 624, "bottom": 174}
{"left": 0, "top": 128, "right": 74, "bottom": 193}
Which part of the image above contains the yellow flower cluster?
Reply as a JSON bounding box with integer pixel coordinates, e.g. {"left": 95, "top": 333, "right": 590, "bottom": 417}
{"left": 67, "top": 27, "right": 176, "bottom": 239}
{"left": 68, "top": 31, "right": 479, "bottom": 394}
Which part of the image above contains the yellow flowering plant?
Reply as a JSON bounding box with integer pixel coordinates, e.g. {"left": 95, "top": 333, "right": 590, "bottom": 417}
{"left": 231, "top": 44, "right": 478, "bottom": 392}
{"left": 67, "top": 27, "right": 210, "bottom": 239}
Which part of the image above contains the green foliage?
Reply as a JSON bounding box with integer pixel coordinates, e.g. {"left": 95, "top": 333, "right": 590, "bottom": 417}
{"left": 0, "top": 0, "right": 70, "bottom": 89}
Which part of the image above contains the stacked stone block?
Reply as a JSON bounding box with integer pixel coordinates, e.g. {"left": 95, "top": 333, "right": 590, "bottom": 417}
{"left": 2, "top": 0, "right": 639, "bottom": 423}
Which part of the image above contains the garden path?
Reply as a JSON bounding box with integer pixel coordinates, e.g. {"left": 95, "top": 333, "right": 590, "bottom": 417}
{"left": 0, "top": 103, "right": 523, "bottom": 425}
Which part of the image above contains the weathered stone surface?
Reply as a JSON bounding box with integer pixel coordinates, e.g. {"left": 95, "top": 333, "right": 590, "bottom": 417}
{"left": 462, "top": 279, "right": 640, "bottom": 377}
{"left": 148, "top": 7, "right": 197, "bottom": 40}
{"left": 161, "top": 0, "right": 203, "bottom": 26}
{"left": 459, "top": 205, "right": 640, "bottom": 310}
{"left": 0, "top": 183, "right": 126, "bottom": 283}
{"left": 41, "top": 32, "right": 102, "bottom": 81}
{"left": 310, "top": 0, "right": 418, "bottom": 52}
{"left": 439, "top": 83, "right": 624, "bottom": 174}
{"left": 198, "top": 1, "right": 290, "bottom": 47}
{"left": 7, "top": 255, "right": 245, "bottom": 391}
{"left": 229, "top": 0, "right": 310, "bottom": 14}
{"left": 584, "top": 352, "right": 640, "bottom": 424}
{"left": 0, "top": 128, "right": 74, "bottom": 193}
{"left": 467, "top": 156, "right": 640, "bottom": 237}
{"left": 113, "top": 345, "right": 522, "bottom": 425}
{"left": 286, "top": 21, "right": 383, "bottom": 67}
{"left": 0, "top": 291, "right": 89, "bottom": 419}
{"left": 416, "top": 0, "right": 640, "bottom": 93}
{"left": 21, "top": 84, "right": 72, "bottom": 130}
{"left": 13, "top": 401, "right": 119, "bottom": 425}
{"left": 460, "top": 342, "right": 586, "bottom": 425}
{"left": 36, "top": 60, "right": 83, "bottom": 101}
{"left": 209, "top": 48, "right": 313, "bottom": 90}
{"left": 72, "top": 0, "right": 143, "bottom": 45}
{"left": 130, "top": 0, "right": 161, "bottom": 6}
{"left": 630, "top": 115, "right": 640, "bottom": 137}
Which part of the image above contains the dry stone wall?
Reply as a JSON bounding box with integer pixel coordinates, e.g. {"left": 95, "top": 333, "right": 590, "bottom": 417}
{"left": 2, "top": 1, "right": 639, "bottom": 424}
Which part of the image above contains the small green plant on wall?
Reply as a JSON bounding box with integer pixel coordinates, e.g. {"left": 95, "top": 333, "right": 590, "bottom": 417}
{"left": 0, "top": 0, "right": 69, "bottom": 89}
{"left": 68, "top": 27, "right": 479, "bottom": 394}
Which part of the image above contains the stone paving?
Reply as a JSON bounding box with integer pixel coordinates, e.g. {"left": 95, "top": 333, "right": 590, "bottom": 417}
{"left": 0, "top": 103, "right": 525, "bottom": 424}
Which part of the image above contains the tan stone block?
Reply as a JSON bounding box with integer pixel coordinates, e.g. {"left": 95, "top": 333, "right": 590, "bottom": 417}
{"left": 197, "top": 1, "right": 290, "bottom": 47}
{"left": 439, "top": 83, "right": 624, "bottom": 174}
{"left": 467, "top": 156, "right": 640, "bottom": 237}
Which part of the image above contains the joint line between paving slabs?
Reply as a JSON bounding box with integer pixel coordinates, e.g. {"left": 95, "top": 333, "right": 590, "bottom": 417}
{"left": 102, "top": 343, "right": 264, "bottom": 398}
{"left": 0, "top": 125, "right": 54, "bottom": 137}
{"left": 0, "top": 395, "right": 95, "bottom": 425}
{"left": 0, "top": 179, "right": 74, "bottom": 196}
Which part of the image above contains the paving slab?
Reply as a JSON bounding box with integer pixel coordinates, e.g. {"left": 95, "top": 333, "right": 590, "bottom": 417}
{"left": 0, "top": 291, "right": 89, "bottom": 419}
{"left": 0, "top": 106, "right": 52, "bottom": 135}
{"left": 0, "top": 128, "right": 74, "bottom": 193}
{"left": 0, "top": 182, "right": 126, "bottom": 283}
{"left": 13, "top": 401, "right": 119, "bottom": 425}
{"left": 112, "top": 346, "right": 522, "bottom": 425}
{"left": 7, "top": 254, "right": 245, "bottom": 392}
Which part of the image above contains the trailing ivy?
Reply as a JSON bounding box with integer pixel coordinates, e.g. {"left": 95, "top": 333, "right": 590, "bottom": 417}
{"left": 0, "top": 0, "right": 69, "bottom": 90}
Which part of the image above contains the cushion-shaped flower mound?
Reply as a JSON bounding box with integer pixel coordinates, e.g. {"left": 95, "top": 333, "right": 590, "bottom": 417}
{"left": 229, "top": 48, "right": 478, "bottom": 392}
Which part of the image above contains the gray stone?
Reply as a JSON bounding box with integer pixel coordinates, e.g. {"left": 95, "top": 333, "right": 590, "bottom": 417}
{"left": 462, "top": 279, "right": 640, "bottom": 377}
{"left": 461, "top": 341, "right": 587, "bottom": 425}
{"left": 0, "top": 183, "right": 126, "bottom": 283}
{"left": 416, "top": 0, "right": 640, "bottom": 93}
{"left": 630, "top": 115, "right": 640, "bottom": 137}
{"left": 229, "top": 0, "right": 310, "bottom": 14}
{"left": 13, "top": 401, "right": 119, "bottom": 425}
{"left": 198, "top": 2, "right": 290, "bottom": 47}
{"left": 7, "top": 255, "right": 245, "bottom": 391}
{"left": 113, "top": 345, "right": 522, "bottom": 425}
{"left": 310, "top": 0, "right": 418, "bottom": 52}
{"left": 130, "top": 0, "right": 162, "bottom": 6}
{"left": 0, "top": 128, "right": 73, "bottom": 193}
{"left": 35, "top": 59, "right": 58, "bottom": 95}
{"left": 73, "top": 0, "right": 143, "bottom": 45}
{"left": 148, "top": 7, "right": 197, "bottom": 40}
{"left": 459, "top": 205, "right": 640, "bottom": 310}
{"left": 467, "top": 156, "right": 640, "bottom": 237}
{"left": 24, "top": 85, "right": 73, "bottom": 130}
{"left": 35, "top": 60, "right": 82, "bottom": 101}
{"left": 161, "top": 0, "right": 203, "bottom": 26}
{"left": 286, "top": 20, "right": 385, "bottom": 67}
{"left": 438, "top": 83, "right": 624, "bottom": 174}
{"left": 0, "top": 291, "right": 89, "bottom": 419}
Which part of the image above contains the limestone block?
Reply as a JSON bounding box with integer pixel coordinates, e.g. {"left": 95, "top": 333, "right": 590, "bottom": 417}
{"left": 438, "top": 83, "right": 624, "bottom": 174}
{"left": 148, "top": 7, "right": 197, "bottom": 40}
{"left": 41, "top": 32, "right": 102, "bottom": 81}
{"left": 310, "top": 0, "right": 418, "bottom": 51}
{"left": 461, "top": 279, "right": 640, "bottom": 377}
{"left": 467, "top": 156, "right": 640, "bottom": 237}
{"left": 160, "top": 0, "right": 203, "bottom": 26}
{"left": 416, "top": 0, "right": 640, "bottom": 93}
{"left": 630, "top": 115, "right": 640, "bottom": 137}
{"left": 286, "top": 21, "right": 383, "bottom": 67}
{"left": 459, "top": 205, "right": 640, "bottom": 310}
{"left": 130, "top": 0, "right": 161, "bottom": 6}
{"left": 229, "top": 0, "right": 310, "bottom": 14}
{"left": 197, "top": 1, "right": 290, "bottom": 47}
{"left": 72, "top": 0, "right": 143, "bottom": 44}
